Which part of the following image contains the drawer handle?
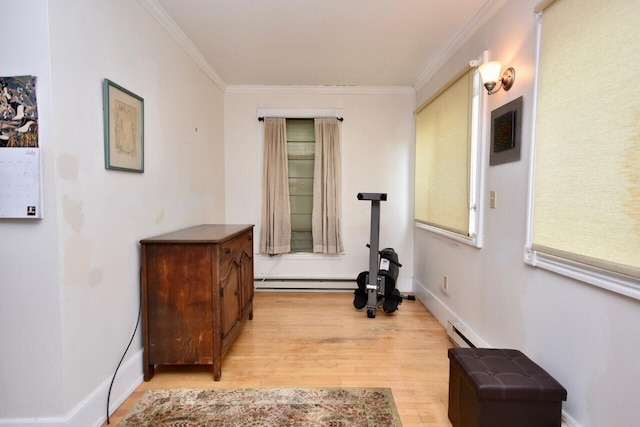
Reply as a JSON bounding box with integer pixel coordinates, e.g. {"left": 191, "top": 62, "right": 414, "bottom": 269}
{"left": 225, "top": 248, "right": 231, "bottom": 255}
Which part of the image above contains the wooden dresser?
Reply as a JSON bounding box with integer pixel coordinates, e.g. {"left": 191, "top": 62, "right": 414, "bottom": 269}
{"left": 140, "top": 224, "right": 254, "bottom": 381}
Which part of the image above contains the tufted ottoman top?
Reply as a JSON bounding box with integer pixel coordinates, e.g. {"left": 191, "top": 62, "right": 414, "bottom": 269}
{"left": 448, "top": 348, "right": 567, "bottom": 402}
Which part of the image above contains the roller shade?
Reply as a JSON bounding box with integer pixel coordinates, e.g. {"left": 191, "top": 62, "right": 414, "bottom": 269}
{"left": 532, "top": 0, "right": 640, "bottom": 277}
{"left": 415, "top": 69, "right": 474, "bottom": 236}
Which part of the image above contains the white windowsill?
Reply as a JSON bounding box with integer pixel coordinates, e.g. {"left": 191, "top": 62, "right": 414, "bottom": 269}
{"left": 256, "top": 252, "right": 344, "bottom": 261}
{"left": 524, "top": 247, "right": 640, "bottom": 301}
{"left": 415, "top": 222, "right": 481, "bottom": 248}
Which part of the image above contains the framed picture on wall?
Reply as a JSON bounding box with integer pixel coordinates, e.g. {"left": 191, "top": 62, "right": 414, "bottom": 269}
{"left": 489, "top": 96, "right": 522, "bottom": 166}
{"left": 103, "top": 79, "right": 144, "bottom": 172}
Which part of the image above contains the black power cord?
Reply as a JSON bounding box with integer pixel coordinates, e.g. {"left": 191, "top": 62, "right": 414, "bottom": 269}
{"left": 106, "top": 271, "right": 142, "bottom": 424}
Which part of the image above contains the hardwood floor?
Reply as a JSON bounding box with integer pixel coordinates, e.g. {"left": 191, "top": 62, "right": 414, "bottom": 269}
{"left": 105, "top": 292, "right": 453, "bottom": 426}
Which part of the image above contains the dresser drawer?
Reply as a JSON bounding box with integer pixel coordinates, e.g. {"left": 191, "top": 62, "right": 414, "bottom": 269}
{"left": 219, "top": 230, "right": 252, "bottom": 274}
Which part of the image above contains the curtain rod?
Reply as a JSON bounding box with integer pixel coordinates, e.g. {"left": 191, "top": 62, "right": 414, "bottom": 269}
{"left": 258, "top": 116, "right": 343, "bottom": 122}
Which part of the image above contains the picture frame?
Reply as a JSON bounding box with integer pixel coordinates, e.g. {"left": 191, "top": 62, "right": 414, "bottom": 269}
{"left": 489, "top": 96, "right": 522, "bottom": 166}
{"left": 103, "top": 79, "right": 144, "bottom": 172}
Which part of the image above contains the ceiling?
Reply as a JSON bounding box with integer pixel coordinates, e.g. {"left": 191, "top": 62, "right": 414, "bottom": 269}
{"left": 153, "top": 0, "right": 499, "bottom": 87}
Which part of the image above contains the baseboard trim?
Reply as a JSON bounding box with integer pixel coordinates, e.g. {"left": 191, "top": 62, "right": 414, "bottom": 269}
{"left": 412, "top": 278, "right": 490, "bottom": 348}
{"left": 77, "top": 348, "right": 144, "bottom": 427}
{"left": 0, "top": 350, "right": 143, "bottom": 427}
{"left": 562, "top": 412, "right": 581, "bottom": 427}
{"left": 412, "top": 278, "right": 582, "bottom": 427}
{"left": 0, "top": 416, "right": 66, "bottom": 426}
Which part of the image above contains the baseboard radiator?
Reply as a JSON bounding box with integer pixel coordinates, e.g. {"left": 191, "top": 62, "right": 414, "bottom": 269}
{"left": 447, "top": 320, "right": 477, "bottom": 348}
{"left": 255, "top": 277, "right": 356, "bottom": 291}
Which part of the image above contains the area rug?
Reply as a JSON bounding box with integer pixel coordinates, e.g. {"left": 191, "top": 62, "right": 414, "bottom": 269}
{"left": 118, "top": 387, "right": 402, "bottom": 426}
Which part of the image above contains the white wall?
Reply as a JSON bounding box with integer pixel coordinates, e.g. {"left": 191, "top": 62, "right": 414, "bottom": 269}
{"left": 0, "top": 0, "right": 65, "bottom": 419}
{"left": 414, "top": 1, "right": 640, "bottom": 426}
{"left": 0, "top": 0, "right": 226, "bottom": 424}
{"left": 224, "top": 87, "right": 415, "bottom": 291}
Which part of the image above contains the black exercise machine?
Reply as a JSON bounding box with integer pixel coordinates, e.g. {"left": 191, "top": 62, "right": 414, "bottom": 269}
{"left": 353, "top": 193, "right": 415, "bottom": 318}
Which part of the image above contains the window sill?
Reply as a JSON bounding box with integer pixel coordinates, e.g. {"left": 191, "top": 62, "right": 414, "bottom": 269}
{"left": 524, "top": 247, "right": 640, "bottom": 301}
{"left": 256, "top": 252, "right": 344, "bottom": 261}
{"left": 415, "top": 222, "right": 482, "bottom": 248}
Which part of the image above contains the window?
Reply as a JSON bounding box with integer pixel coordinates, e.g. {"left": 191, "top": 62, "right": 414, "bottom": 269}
{"left": 287, "top": 119, "right": 315, "bottom": 252}
{"left": 526, "top": 0, "right": 640, "bottom": 299}
{"left": 414, "top": 67, "right": 482, "bottom": 246}
{"left": 258, "top": 109, "right": 344, "bottom": 256}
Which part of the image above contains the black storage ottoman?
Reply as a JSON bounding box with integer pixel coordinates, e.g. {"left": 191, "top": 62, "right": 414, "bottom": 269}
{"left": 448, "top": 348, "right": 567, "bottom": 427}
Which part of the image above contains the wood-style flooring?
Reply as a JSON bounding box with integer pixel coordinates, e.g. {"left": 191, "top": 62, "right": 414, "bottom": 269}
{"left": 105, "top": 291, "right": 453, "bottom": 426}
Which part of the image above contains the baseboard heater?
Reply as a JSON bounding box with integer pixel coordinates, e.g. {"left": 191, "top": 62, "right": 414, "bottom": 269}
{"left": 255, "top": 277, "right": 356, "bottom": 291}
{"left": 447, "top": 320, "right": 476, "bottom": 348}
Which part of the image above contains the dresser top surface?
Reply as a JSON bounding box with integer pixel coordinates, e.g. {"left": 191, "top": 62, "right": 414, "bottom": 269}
{"left": 140, "top": 224, "right": 253, "bottom": 244}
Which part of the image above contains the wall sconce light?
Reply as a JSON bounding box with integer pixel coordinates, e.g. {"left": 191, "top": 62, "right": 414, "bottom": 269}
{"left": 478, "top": 61, "right": 515, "bottom": 95}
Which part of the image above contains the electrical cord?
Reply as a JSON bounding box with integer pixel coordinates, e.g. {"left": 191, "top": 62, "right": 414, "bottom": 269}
{"left": 259, "top": 254, "right": 282, "bottom": 286}
{"left": 105, "top": 269, "right": 142, "bottom": 424}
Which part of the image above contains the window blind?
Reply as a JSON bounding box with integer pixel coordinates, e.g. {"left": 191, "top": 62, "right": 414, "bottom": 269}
{"left": 415, "top": 69, "right": 474, "bottom": 236}
{"left": 532, "top": 0, "right": 640, "bottom": 278}
{"left": 287, "top": 119, "right": 315, "bottom": 252}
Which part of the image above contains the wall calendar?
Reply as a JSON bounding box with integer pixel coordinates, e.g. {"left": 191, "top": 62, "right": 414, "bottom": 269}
{"left": 0, "top": 75, "right": 42, "bottom": 218}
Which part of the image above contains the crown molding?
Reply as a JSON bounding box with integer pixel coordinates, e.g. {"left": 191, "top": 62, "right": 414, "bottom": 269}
{"left": 137, "top": 0, "right": 226, "bottom": 91}
{"left": 226, "top": 85, "right": 415, "bottom": 95}
{"left": 139, "top": 0, "right": 506, "bottom": 95}
{"left": 414, "top": 0, "right": 509, "bottom": 90}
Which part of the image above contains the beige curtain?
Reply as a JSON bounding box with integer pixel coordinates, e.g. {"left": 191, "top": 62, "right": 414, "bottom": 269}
{"left": 312, "top": 118, "right": 344, "bottom": 253}
{"left": 260, "top": 118, "right": 291, "bottom": 254}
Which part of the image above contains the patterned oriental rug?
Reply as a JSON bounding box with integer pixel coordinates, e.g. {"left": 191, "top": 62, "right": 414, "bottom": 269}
{"left": 118, "top": 387, "right": 402, "bottom": 426}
